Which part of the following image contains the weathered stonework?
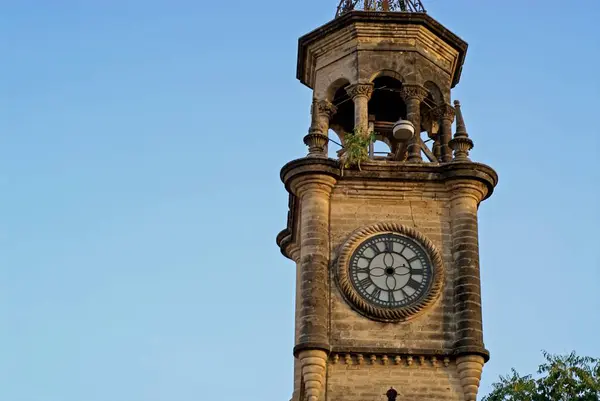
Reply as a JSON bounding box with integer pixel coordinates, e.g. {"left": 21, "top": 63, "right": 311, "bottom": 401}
{"left": 297, "top": 12, "right": 467, "bottom": 100}
{"left": 278, "top": 159, "right": 497, "bottom": 401}
{"left": 327, "top": 353, "right": 465, "bottom": 401}
{"left": 278, "top": 9, "right": 497, "bottom": 401}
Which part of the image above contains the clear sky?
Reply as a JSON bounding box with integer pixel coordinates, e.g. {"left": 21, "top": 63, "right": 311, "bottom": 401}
{"left": 1, "top": 1, "right": 599, "bottom": 400}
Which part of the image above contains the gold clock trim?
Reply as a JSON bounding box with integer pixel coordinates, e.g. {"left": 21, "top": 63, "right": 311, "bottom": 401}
{"left": 336, "top": 222, "right": 445, "bottom": 322}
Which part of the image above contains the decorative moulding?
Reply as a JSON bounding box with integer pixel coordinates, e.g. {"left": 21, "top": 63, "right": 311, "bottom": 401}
{"left": 336, "top": 222, "right": 445, "bottom": 322}
{"left": 330, "top": 352, "right": 452, "bottom": 368}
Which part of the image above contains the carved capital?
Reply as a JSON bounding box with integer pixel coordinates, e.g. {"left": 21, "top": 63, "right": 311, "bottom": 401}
{"left": 290, "top": 174, "right": 337, "bottom": 199}
{"left": 346, "top": 83, "right": 374, "bottom": 100}
{"left": 431, "top": 103, "right": 456, "bottom": 121}
{"left": 316, "top": 100, "right": 337, "bottom": 118}
{"left": 447, "top": 180, "right": 489, "bottom": 204}
{"left": 400, "top": 85, "right": 428, "bottom": 102}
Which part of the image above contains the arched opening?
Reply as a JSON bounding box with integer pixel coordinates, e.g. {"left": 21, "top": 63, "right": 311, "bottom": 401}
{"left": 371, "top": 139, "right": 393, "bottom": 159}
{"left": 365, "top": 76, "right": 407, "bottom": 159}
{"left": 423, "top": 81, "right": 444, "bottom": 105}
{"left": 369, "top": 76, "right": 406, "bottom": 123}
{"left": 420, "top": 91, "right": 438, "bottom": 130}
{"left": 330, "top": 84, "right": 354, "bottom": 135}
{"left": 327, "top": 129, "right": 344, "bottom": 159}
{"left": 420, "top": 82, "right": 444, "bottom": 162}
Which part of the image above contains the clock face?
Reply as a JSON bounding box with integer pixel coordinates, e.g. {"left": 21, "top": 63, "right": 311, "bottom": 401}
{"left": 349, "top": 233, "right": 433, "bottom": 309}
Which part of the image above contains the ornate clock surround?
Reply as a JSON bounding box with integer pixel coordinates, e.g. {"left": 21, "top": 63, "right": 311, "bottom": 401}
{"left": 336, "top": 222, "right": 445, "bottom": 322}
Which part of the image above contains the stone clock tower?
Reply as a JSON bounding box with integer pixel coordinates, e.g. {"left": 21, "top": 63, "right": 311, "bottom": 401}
{"left": 276, "top": 2, "right": 498, "bottom": 401}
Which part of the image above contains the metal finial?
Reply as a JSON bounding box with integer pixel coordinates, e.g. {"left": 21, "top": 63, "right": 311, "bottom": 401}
{"left": 336, "top": 0, "right": 426, "bottom": 18}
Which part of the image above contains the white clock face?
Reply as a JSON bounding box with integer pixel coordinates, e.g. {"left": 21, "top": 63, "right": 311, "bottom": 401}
{"left": 349, "top": 233, "right": 433, "bottom": 308}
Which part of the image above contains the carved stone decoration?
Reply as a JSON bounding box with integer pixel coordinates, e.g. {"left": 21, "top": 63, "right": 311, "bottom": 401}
{"left": 303, "top": 131, "right": 329, "bottom": 157}
{"left": 431, "top": 103, "right": 456, "bottom": 121}
{"left": 336, "top": 222, "right": 445, "bottom": 322}
{"left": 399, "top": 85, "right": 429, "bottom": 162}
{"left": 328, "top": 351, "right": 457, "bottom": 368}
{"left": 347, "top": 83, "right": 374, "bottom": 134}
{"left": 308, "top": 99, "right": 337, "bottom": 155}
{"left": 346, "top": 83, "right": 374, "bottom": 100}
{"left": 400, "top": 85, "right": 429, "bottom": 102}
{"left": 456, "top": 355, "right": 485, "bottom": 401}
{"left": 299, "top": 349, "right": 328, "bottom": 401}
{"left": 449, "top": 100, "right": 474, "bottom": 161}
{"left": 316, "top": 100, "right": 337, "bottom": 118}
{"left": 449, "top": 136, "right": 474, "bottom": 161}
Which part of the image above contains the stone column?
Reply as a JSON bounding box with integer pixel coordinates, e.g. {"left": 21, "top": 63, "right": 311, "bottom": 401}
{"left": 291, "top": 174, "right": 337, "bottom": 401}
{"left": 400, "top": 85, "right": 428, "bottom": 162}
{"left": 432, "top": 137, "right": 442, "bottom": 161}
{"left": 315, "top": 100, "right": 337, "bottom": 135}
{"left": 304, "top": 99, "right": 337, "bottom": 157}
{"left": 432, "top": 103, "right": 455, "bottom": 163}
{"left": 346, "top": 83, "right": 373, "bottom": 134}
{"left": 448, "top": 179, "right": 489, "bottom": 400}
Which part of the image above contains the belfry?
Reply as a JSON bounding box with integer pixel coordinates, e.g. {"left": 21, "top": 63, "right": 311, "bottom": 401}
{"left": 276, "top": 1, "right": 498, "bottom": 400}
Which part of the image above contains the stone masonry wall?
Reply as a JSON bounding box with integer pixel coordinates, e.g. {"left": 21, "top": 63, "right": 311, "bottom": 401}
{"left": 328, "top": 180, "right": 456, "bottom": 352}
{"left": 326, "top": 358, "right": 464, "bottom": 401}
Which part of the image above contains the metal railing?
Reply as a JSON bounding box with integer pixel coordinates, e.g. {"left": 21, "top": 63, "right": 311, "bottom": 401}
{"left": 336, "top": 0, "right": 426, "bottom": 18}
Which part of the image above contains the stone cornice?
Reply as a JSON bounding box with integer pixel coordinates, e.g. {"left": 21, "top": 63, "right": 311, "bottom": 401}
{"left": 330, "top": 347, "right": 489, "bottom": 363}
{"left": 330, "top": 351, "right": 452, "bottom": 367}
{"left": 454, "top": 346, "right": 490, "bottom": 362}
{"left": 276, "top": 228, "right": 294, "bottom": 260}
{"left": 276, "top": 158, "right": 498, "bottom": 260}
{"left": 280, "top": 157, "right": 341, "bottom": 195}
{"left": 297, "top": 11, "right": 468, "bottom": 88}
{"left": 335, "top": 160, "right": 498, "bottom": 200}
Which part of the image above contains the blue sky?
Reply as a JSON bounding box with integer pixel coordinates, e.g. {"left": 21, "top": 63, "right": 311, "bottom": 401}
{"left": 1, "top": 1, "right": 599, "bottom": 400}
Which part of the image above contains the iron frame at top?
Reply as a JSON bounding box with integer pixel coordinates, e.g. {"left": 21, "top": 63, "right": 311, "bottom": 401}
{"left": 336, "top": 0, "right": 426, "bottom": 18}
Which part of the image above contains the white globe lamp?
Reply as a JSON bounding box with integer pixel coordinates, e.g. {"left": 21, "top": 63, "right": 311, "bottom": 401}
{"left": 392, "top": 119, "right": 415, "bottom": 141}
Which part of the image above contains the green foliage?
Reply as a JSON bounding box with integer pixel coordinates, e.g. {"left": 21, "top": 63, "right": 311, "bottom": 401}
{"left": 339, "top": 128, "right": 376, "bottom": 170}
{"left": 483, "top": 351, "right": 600, "bottom": 401}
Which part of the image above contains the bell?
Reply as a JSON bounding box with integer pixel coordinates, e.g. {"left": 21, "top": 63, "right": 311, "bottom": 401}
{"left": 392, "top": 119, "right": 415, "bottom": 140}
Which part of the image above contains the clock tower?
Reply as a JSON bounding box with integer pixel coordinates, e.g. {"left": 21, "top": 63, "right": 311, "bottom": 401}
{"left": 276, "top": 2, "right": 498, "bottom": 401}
